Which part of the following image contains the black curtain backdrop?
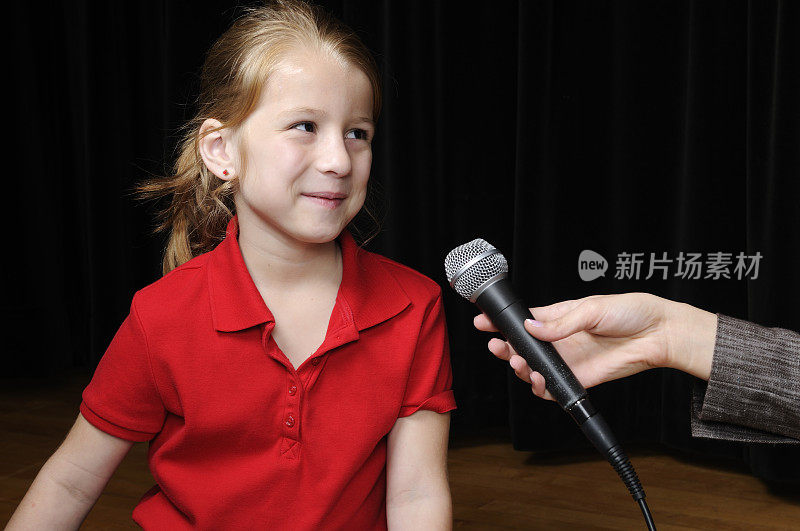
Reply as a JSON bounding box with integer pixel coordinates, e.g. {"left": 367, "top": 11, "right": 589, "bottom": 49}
{"left": 6, "top": 1, "right": 799, "bottom": 482}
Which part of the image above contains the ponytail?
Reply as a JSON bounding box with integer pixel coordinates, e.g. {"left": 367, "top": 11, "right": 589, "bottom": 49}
{"left": 136, "top": 124, "right": 237, "bottom": 275}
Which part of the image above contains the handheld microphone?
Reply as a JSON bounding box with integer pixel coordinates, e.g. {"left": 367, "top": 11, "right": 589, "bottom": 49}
{"left": 445, "top": 239, "right": 655, "bottom": 530}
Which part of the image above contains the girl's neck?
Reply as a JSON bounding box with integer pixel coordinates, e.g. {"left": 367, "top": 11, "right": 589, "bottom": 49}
{"left": 235, "top": 217, "right": 343, "bottom": 292}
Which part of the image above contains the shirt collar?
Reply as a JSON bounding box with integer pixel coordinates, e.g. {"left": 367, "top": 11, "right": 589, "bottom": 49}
{"left": 207, "top": 216, "right": 410, "bottom": 333}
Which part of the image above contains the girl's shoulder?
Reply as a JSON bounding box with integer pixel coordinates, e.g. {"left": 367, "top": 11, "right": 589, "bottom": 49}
{"left": 354, "top": 246, "right": 443, "bottom": 304}
{"left": 128, "top": 252, "right": 214, "bottom": 327}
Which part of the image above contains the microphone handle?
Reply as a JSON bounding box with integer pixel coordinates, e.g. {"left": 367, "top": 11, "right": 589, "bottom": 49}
{"left": 473, "top": 277, "right": 650, "bottom": 513}
{"left": 475, "top": 279, "right": 624, "bottom": 459}
{"left": 475, "top": 279, "right": 587, "bottom": 409}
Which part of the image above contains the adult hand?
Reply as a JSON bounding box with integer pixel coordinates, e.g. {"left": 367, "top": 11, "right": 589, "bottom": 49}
{"left": 473, "top": 293, "right": 717, "bottom": 400}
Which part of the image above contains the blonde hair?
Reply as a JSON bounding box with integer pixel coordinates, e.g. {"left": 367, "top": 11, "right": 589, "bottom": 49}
{"left": 137, "top": 0, "right": 382, "bottom": 275}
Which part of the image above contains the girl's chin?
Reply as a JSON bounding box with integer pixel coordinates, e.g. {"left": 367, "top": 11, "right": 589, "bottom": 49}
{"left": 290, "top": 224, "right": 350, "bottom": 244}
{"left": 243, "top": 206, "right": 360, "bottom": 245}
{"left": 294, "top": 213, "right": 360, "bottom": 241}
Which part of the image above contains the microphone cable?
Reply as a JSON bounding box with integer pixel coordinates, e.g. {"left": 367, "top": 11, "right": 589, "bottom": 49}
{"left": 572, "top": 399, "right": 655, "bottom": 531}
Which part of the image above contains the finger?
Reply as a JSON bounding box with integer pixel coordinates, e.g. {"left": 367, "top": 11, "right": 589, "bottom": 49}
{"left": 487, "top": 337, "right": 513, "bottom": 361}
{"left": 509, "top": 354, "right": 533, "bottom": 383}
{"left": 529, "top": 371, "right": 556, "bottom": 401}
{"left": 524, "top": 298, "right": 607, "bottom": 343}
{"left": 530, "top": 371, "right": 546, "bottom": 398}
{"left": 473, "top": 313, "right": 499, "bottom": 332}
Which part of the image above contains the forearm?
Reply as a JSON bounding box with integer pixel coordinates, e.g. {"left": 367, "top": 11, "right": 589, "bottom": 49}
{"left": 663, "top": 300, "right": 718, "bottom": 380}
{"left": 387, "top": 487, "right": 452, "bottom": 531}
{"left": 7, "top": 415, "right": 132, "bottom": 529}
{"left": 6, "top": 455, "right": 100, "bottom": 529}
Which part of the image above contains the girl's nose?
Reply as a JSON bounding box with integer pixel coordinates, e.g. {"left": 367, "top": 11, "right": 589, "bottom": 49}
{"left": 316, "top": 134, "right": 351, "bottom": 177}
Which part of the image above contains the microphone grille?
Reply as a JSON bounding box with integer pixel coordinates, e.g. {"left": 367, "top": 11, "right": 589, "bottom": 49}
{"left": 444, "top": 238, "right": 508, "bottom": 300}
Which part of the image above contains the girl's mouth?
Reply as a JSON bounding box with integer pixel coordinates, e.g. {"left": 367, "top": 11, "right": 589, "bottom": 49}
{"left": 301, "top": 192, "right": 347, "bottom": 209}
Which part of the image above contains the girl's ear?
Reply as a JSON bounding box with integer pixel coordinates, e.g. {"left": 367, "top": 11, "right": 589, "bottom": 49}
{"left": 199, "top": 119, "right": 237, "bottom": 181}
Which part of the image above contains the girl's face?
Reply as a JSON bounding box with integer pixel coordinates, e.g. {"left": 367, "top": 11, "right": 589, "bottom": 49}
{"left": 233, "top": 47, "right": 375, "bottom": 247}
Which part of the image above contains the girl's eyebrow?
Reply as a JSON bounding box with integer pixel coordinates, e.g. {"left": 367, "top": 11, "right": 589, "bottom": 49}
{"left": 278, "top": 106, "right": 374, "bottom": 126}
{"left": 278, "top": 106, "right": 326, "bottom": 120}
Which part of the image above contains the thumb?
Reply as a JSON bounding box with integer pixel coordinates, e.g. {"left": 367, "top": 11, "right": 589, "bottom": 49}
{"left": 529, "top": 298, "right": 582, "bottom": 322}
{"left": 525, "top": 299, "right": 604, "bottom": 342}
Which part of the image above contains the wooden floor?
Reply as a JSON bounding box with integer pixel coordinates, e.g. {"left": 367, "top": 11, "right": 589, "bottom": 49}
{"left": 2, "top": 372, "right": 798, "bottom": 529}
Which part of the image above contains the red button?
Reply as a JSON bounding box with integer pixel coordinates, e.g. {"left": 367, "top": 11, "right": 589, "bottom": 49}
{"left": 311, "top": 358, "right": 320, "bottom": 366}
{"left": 285, "top": 414, "right": 295, "bottom": 428}
{"left": 288, "top": 385, "right": 297, "bottom": 396}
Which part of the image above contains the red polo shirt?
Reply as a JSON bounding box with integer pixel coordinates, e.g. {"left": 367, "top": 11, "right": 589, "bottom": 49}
{"left": 80, "top": 216, "right": 456, "bottom": 529}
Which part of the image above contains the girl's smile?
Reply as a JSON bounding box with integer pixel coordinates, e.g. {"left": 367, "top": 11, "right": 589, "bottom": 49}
{"left": 300, "top": 191, "right": 348, "bottom": 209}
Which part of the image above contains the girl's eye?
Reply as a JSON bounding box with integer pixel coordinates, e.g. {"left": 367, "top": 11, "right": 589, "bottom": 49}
{"left": 345, "top": 129, "right": 369, "bottom": 141}
{"left": 292, "top": 122, "right": 316, "bottom": 133}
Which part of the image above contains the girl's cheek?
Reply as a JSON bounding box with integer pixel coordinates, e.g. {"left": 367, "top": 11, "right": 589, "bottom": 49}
{"left": 355, "top": 151, "right": 373, "bottom": 173}
{"left": 279, "top": 142, "right": 312, "bottom": 167}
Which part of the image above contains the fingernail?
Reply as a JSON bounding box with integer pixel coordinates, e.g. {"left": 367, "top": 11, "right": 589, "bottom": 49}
{"left": 525, "top": 319, "right": 544, "bottom": 327}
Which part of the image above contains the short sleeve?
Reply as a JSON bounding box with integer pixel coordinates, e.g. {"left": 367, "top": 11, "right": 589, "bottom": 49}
{"left": 399, "top": 292, "right": 457, "bottom": 417}
{"left": 80, "top": 296, "right": 166, "bottom": 441}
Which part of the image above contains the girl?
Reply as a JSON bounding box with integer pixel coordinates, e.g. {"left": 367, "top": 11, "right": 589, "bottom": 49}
{"left": 8, "top": 1, "right": 455, "bottom": 528}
